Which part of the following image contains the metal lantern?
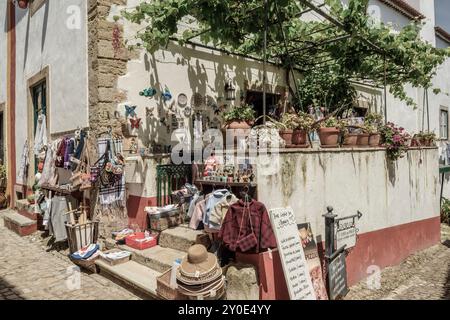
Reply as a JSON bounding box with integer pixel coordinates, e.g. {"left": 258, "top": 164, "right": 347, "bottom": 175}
{"left": 225, "top": 80, "right": 236, "bottom": 101}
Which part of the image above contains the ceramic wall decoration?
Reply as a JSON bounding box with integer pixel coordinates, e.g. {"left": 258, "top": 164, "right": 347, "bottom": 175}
{"left": 125, "top": 105, "right": 137, "bottom": 118}
{"left": 130, "top": 117, "right": 142, "bottom": 129}
{"left": 178, "top": 93, "right": 188, "bottom": 108}
{"left": 146, "top": 107, "right": 155, "bottom": 118}
{"left": 192, "top": 93, "right": 204, "bottom": 108}
{"left": 162, "top": 88, "right": 173, "bottom": 102}
{"left": 140, "top": 88, "right": 157, "bottom": 98}
{"left": 184, "top": 107, "right": 193, "bottom": 118}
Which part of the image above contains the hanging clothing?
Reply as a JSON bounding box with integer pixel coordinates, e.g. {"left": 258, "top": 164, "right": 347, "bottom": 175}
{"left": 49, "top": 196, "right": 69, "bottom": 242}
{"left": 203, "top": 189, "right": 230, "bottom": 227}
{"left": 38, "top": 140, "right": 59, "bottom": 187}
{"left": 99, "top": 174, "right": 125, "bottom": 207}
{"left": 64, "top": 138, "right": 75, "bottom": 170}
{"left": 209, "top": 194, "right": 238, "bottom": 229}
{"left": 219, "top": 199, "right": 277, "bottom": 253}
{"left": 189, "top": 198, "right": 208, "bottom": 230}
{"left": 55, "top": 138, "right": 67, "bottom": 168}
{"left": 17, "top": 141, "right": 30, "bottom": 185}
{"left": 34, "top": 114, "right": 47, "bottom": 156}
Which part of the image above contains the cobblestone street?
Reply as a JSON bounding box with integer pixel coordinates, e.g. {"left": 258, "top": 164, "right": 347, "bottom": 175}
{"left": 0, "top": 210, "right": 140, "bottom": 300}
{"left": 346, "top": 224, "right": 450, "bottom": 300}
{"left": 1, "top": 207, "right": 450, "bottom": 300}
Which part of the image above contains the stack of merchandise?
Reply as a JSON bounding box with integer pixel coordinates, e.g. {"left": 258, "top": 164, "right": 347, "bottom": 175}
{"left": 69, "top": 244, "right": 100, "bottom": 272}
{"left": 145, "top": 205, "right": 183, "bottom": 231}
{"left": 99, "top": 250, "right": 131, "bottom": 266}
{"left": 112, "top": 228, "right": 135, "bottom": 244}
{"left": 176, "top": 244, "right": 225, "bottom": 300}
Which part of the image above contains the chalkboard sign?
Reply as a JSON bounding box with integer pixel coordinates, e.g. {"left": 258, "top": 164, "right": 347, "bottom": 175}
{"left": 269, "top": 208, "right": 316, "bottom": 300}
{"left": 328, "top": 252, "right": 349, "bottom": 300}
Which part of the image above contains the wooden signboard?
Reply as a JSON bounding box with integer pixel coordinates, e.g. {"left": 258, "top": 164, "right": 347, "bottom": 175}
{"left": 269, "top": 208, "right": 316, "bottom": 300}
{"left": 328, "top": 252, "right": 349, "bottom": 300}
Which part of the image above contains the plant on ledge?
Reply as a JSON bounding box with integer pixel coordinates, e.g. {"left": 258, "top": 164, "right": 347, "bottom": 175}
{"left": 415, "top": 131, "right": 437, "bottom": 147}
{"left": 222, "top": 104, "right": 256, "bottom": 129}
{"left": 379, "top": 122, "right": 411, "bottom": 161}
{"left": 364, "top": 113, "right": 383, "bottom": 147}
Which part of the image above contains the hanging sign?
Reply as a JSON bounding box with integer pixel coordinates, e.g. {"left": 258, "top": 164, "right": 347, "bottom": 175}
{"left": 328, "top": 252, "right": 349, "bottom": 300}
{"left": 334, "top": 211, "right": 362, "bottom": 250}
{"left": 298, "top": 223, "right": 328, "bottom": 300}
{"left": 269, "top": 208, "right": 316, "bottom": 300}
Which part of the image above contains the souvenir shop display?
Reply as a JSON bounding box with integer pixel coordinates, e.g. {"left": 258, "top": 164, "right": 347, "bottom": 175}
{"left": 99, "top": 249, "right": 132, "bottom": 266}
{"left": 156, "top": 244, "right": 225, "bottom": 300}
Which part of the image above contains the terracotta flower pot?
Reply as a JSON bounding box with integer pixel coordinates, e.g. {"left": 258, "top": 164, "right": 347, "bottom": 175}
{"left": 318, "top": 127, "right": 340, "bottom": 147}
{"left": 292, "top": 130, "right": 309, "bottom": 146}
{"left": 369, "top": 133, "right": 381, "bottom": 147}
{"left": 343, "top": 133, "right": 358, "bottom": 146}
{"left": 279, "top": 130, "right": 294, "bottom": 146}
{"left": 224, "top": 120, "right": 252, "bottom": 130}
{"left": 357, "top": 133, "right": 370, "bottom": 147}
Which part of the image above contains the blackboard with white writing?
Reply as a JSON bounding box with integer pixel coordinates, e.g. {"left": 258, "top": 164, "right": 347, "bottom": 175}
{"left": 328, "top": 252, "right": 349, "bottom": 300}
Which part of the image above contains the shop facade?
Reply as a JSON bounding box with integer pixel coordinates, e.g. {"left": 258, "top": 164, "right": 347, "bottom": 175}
{"left": 0, "top": 0, "right": 448, "bottom": 299}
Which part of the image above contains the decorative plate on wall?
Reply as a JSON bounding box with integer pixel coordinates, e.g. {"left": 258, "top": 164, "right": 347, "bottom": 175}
{"left": 192, "top": 93, "right": 205, "bottom": 108}
{"left": 177, "top": 93, "right": 188, "bottom": 108}
{"left": 184, "top": 107, "right": 193, "bottom": 118}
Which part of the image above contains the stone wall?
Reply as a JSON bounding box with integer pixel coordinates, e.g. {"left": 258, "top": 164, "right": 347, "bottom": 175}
{"left": 87, "top": 0, "right": 130, "bottom": 238}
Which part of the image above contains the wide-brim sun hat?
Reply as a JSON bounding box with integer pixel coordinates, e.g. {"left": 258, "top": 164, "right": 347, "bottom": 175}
{"left": 177, "top": 244, "right": 222, "bottom": 285}
{"left": 177, "top": 276, "right": 225, "bottom": 299}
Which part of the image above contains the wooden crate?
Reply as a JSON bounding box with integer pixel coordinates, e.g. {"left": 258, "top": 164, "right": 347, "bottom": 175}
{"left": 66, "top": 221, "right": 99, "bottom": 254}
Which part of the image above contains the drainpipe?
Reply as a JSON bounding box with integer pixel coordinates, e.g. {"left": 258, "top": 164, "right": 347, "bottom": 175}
{"left": 6, "top": 0, "right": 17, "bottom": 207}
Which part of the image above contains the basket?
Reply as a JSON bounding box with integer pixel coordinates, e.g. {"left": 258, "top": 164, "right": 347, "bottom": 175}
{"left": 66, "top": 221, "right": 99, "bottom": 254}
{"left": 69, "top": 255, "right": 99, "bottom": 273}
{"left": 156, "top": 269, "right": 188, "bottom": 300}
{"left": 125, "top": 232, "right": 158, "bottom": 250}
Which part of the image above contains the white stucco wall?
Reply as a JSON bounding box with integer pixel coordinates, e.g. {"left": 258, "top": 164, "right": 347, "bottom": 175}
{"left": 14, "top": 0, "right": 88, "bottom": 175}
{"left": 0, "top": 2, "right": 7, "bottom": 104}
{"left": 258, "top": 148, "right": 440, "bottom": 238}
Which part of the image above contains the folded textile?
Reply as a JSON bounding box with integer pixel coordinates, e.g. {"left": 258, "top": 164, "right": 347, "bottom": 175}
{"left": 71, "top": 244, "right": 99, "bottom": 260}
{"left": 101, "top": 251, "right": 131, "bottom": 261}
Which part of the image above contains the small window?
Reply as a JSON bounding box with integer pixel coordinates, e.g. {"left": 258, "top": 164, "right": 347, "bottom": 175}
{"left": 440, "top": 108, "right": 448, "bottom": 140}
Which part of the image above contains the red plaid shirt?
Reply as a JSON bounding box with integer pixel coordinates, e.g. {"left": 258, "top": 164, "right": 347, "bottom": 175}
{"left": 219, "top": 200, "right": 277, "bottom": 253}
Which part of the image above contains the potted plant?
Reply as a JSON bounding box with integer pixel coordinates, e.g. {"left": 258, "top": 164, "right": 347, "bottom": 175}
{"left": 278, "top": 113, "right": 300, "bottom": 146}
{"left": 18, "top": 0, "right": 30, "bottom": 9}
{"left": 364, "top": 113, "right": 383, "bottom": 147}
{"left": 292, "top": 112, "right": 314, "bottom": 147}
{"left": 380, "top": 122, "right": 411, "bottom": 161}
{"left": 416, "top": 131, "right": 436, "bottom": 147}
{"left": 339, "top": 119, "right": 358, "bottom": 147}
{"left": 317, "top": 117, "right": 340, "bottom": 147}
{"left": 222, "top": 104, "right": 256, "bottom": 130}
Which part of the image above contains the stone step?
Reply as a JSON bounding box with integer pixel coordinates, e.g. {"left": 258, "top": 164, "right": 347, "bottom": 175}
{"left": 95, "top": 260, "right": 160, "bottom": 299}
{"left": 15, "top": 199, "right": 40, "bottom": 221}
{"left": 159, "top": 226, "right": 204, "bottom": 252}
{"left": 3, "top": 210, "right": 37, "bottom": 237}
{"left": 118, "top": 244, "right": 186, "bottom": 273}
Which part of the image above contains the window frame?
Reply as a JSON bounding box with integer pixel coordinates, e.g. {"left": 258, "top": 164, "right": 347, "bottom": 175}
{"left": 440, "top": 107, "right": 449, "bottom": 141}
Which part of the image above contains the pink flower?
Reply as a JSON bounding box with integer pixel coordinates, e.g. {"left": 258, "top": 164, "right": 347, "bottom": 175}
{"left": 393, "top": 135, "right": 401, "bottom": 143}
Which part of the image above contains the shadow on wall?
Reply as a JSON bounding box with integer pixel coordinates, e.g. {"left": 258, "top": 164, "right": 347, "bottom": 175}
{"left": 137, "top": 42, "right": 283, "bottom": 145}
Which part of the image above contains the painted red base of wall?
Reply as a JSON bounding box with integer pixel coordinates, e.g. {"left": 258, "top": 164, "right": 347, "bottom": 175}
{"left": 127, "top": 195, "right": 158, "bottom": 230}
{"left": 237, "top": 216, "right": 441, "bottom": 300}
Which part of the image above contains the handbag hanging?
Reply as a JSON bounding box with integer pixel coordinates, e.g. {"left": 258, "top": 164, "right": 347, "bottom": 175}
{"left": 235, "top": 199, "right": 258, "bottom": 253}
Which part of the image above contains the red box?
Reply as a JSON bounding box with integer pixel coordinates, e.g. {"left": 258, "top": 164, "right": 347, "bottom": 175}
{"left": 125, "top": 232, "right": 158, "bottom": 250}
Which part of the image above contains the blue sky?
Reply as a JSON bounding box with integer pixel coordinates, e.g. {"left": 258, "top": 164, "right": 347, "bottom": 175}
{"left": 435, "top": 0, "right": 450, "bottom": 31}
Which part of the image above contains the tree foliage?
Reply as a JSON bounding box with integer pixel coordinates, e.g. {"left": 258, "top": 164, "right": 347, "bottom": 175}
{"left": 122, "top": 0, "right": 450, "bottom": 110}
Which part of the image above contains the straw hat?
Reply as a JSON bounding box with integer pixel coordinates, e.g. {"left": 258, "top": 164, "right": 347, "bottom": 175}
{"left": 177, "top": 276, "right": 225, "bottom": 299}
{"left": 177, "top": 244, "right": 222, "bottom": 285}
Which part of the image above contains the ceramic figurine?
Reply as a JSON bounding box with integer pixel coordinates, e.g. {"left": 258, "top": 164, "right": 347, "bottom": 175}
{"left": 162, "top": 89, "right": 173, "bottom": 102}
{"left": 140, "top": 88, "right": 157, "bottom": 98}
{"left": 125, "top": 105, "right": 137, "bottom": 118}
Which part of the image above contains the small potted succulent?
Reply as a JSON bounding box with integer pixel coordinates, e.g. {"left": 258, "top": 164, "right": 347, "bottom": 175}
{"left": 317, "top": 117, "right": 340, "bottom": 147}
{"left": 278, "top": 113, "right": 300, "bottom": 146}
{"left": 222, "top": 104, "right": 256, "bottom": 130}
{"left": 292, "top": 112, "right": 315, "bottom": 147}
